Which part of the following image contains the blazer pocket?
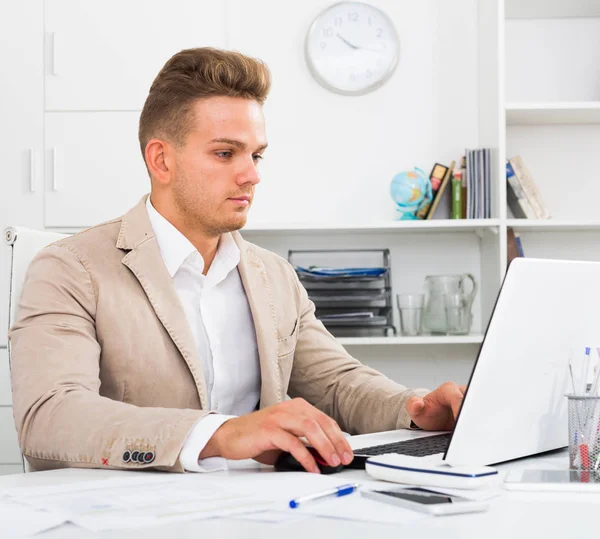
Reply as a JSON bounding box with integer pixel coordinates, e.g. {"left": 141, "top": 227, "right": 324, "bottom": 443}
{"left": 276, "top": 317, "right": 300, "bottom": 358}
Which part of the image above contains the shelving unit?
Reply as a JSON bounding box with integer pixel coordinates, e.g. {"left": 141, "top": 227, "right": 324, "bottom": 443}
{"left": 504, "top": 0, "right": 600, "bottom": 272}
{"left": 506, "top": 102, "right": 600, "bottom": 125}
{"left": 243, "top": 219, "right": 500, "bottom": 235}
{"left": 337, "top": 335, "right": 485, "bottom": 346}
{"left": 507, "top": 220, "right": 600, "bottom": 232}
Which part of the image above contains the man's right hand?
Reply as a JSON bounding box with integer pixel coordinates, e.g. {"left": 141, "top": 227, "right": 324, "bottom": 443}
{"left": 199, "top": 398, "right": 354, "bottom": 473}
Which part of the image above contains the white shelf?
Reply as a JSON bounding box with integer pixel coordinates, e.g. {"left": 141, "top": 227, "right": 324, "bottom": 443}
{"left": 337, "top": 335, "right": 484, "bottom": 346}
{"left": 507, "top": 219, "right": 600, "bottom": 232}
{"left": 506, "top": 102, "right": 600, "bottom": 125}
{"left": 506, "top": 0, "right": 600, "bottom": 19}
{"left": 241, "top": 219, "right": 500, "bottom": 235}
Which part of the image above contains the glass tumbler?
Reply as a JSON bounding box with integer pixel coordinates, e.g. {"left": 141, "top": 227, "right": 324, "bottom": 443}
{"left": 444, "top": 292, "right": 472, "bottom": 335}
{"left": 396, "top": 293, "right": 424, "bottom": 336}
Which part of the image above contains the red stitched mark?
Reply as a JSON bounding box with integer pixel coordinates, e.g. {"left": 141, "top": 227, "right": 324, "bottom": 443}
{"left": 101, "top": 458, "right": 109, "bottom": 466}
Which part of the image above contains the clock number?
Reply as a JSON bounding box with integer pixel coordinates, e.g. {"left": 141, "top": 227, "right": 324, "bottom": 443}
{"left": 366, "top": 69, "right": 373, "bottom": 79}
{"left": 348, "top": 11, "right": 359, "bottom": 22}
{"left": 323, "top": 27, "right": 333, "bottom": 37}
{"left": 349, "top": 73, "right": 356, "bottom": 81}
{"left": 368, "top": 16, "right": 373, "bottom": 26}
{"left": 376, "top": 28, "right": 383, "bottom": 38}
{"left": 334, "top": 16, "right": 342, "bottom": 26}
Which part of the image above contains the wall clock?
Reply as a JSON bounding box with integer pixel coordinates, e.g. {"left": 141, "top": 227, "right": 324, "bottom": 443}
{"left": 305, "top": 1, "right": 400, "bottom": 95}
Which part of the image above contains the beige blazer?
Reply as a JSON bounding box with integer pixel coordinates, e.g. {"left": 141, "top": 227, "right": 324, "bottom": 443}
{"left": 8, "top": 195, "right": 427, "bottom": 472}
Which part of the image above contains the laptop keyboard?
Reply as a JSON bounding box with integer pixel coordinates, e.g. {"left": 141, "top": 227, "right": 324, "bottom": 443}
{"left": 354, "top": 432, "right": 452, "bottom": 458}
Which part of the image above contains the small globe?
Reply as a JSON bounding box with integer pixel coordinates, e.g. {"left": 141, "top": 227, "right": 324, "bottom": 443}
{"left": 390, "top": 167, "right": 433, "bottom": 220}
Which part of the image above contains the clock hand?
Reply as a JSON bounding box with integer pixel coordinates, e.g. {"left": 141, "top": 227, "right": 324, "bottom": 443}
{"left": 336, "top": 33, "right": 385, "bottom": 53}
{"left": 336, "top": 33, "right": 359, "bottom": 50}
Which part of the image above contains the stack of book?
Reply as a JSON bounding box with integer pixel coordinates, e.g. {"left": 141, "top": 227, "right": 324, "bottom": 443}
{"left": 289, "top": 249, "right": 396, "bottom": 338}
{"left": 416, "top": 148, "right": 493, "bottom": 220}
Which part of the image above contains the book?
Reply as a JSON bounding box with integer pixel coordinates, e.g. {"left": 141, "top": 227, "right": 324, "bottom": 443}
{"left": 426, "top": 160, "right": 456, "bottom": 219}
{"left": 416, "top": 163, "right": 448, "bottom": 219}
{"left": 460, "top": 155, "right": 467, "bottom": 219}
{"left": 465, "top": 148, "right": 492, "bottom": 219}
{"left": 508, "top": 155, "right": 550, "bottom": 219}
{"left": 506, "top": 161, "right": 535, "bottom": 218}
{"left": 451, "top": 169, "right": 462, "bottom": 219}
{"left": 506, "top": 227, "right": 524, "bottom": 267}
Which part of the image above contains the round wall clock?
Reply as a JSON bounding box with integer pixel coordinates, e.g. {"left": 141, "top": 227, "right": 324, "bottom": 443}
{"left": 305, "top": 1, "right": 400, "bottom": 95}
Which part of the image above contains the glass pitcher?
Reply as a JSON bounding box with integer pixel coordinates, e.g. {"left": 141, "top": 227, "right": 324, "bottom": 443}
{"left": 421, "top": 274, "right": 477, "bottom": 335}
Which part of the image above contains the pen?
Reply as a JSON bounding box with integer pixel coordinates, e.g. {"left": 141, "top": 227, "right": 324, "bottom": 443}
{"left": 289, "top": 482, "right": 360, "bottom": 509}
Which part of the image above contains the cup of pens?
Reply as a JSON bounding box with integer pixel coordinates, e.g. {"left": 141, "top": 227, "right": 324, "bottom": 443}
{"left": 567, "top": 395, "right": 600, "bottom": 473}
{"left": 567, "top": 347, "right": 600, "bottom": 474}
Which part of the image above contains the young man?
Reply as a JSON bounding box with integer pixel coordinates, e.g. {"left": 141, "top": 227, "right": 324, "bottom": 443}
{"left": 9, "top": 48, "right": 465, "bottom": 474}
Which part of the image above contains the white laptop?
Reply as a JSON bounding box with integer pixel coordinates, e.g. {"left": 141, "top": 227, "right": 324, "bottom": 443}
{"left": 351, "top": 257, "right": 599, "bottom": 467}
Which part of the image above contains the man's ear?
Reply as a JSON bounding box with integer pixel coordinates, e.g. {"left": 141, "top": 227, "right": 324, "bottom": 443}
{"left": 145, "top": 138, "right": 172, "bottom": 185}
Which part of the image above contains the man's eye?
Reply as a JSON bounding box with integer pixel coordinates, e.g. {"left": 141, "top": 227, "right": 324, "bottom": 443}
{"left": 253, "top": 154, "right": 263, "bottom": 162}
{"left": 216, "top": 151, "right": 232, "bottom": 159}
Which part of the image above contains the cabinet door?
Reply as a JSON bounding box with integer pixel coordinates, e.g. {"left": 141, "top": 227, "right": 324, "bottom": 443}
{"left": 44, "top": 112, "right": 149, "bottom": 228}
{"left": 0, "top": 407, "right": 20, "bottom": 464}
{"left": 45, "top": 0, "right": 227, "bottom": 110}
{"left": 0, "top": 1, "right": 44, "bottom": 346}
{"left": 0, "top": 349, "right": 10, "bottom": 407}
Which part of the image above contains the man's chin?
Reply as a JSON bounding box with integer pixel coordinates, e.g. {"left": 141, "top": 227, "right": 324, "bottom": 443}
{"left": 221, "top": 214, "right": 248, "bottom": 233}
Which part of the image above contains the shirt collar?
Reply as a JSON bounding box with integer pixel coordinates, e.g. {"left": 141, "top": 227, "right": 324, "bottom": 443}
{"left": 145, "top": 196, "right": 240, "bottom": 280}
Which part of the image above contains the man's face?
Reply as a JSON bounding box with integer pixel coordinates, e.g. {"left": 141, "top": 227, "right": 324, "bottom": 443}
{"left": 169, "top": 96, "right": 267, "bottom": 236}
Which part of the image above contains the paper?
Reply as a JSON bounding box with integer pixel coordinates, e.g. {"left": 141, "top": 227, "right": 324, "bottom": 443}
{"left": 0, "top": 498, "right": 68, "bottom": 538}
{"left": 3, "top": 474, "right": 274, "bottom": 532}
{"left": 229, "top": 473, "right": 429, "bottom": 526}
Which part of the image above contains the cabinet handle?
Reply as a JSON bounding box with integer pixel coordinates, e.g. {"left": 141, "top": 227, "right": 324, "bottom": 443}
{"left": 29, "top": 149, "right": 38, "bottom": 193}
{"left": 50, "top": 32, "right": 59, "bottom": 76}
{"left": 52, "top": 147, "right": 63, "bottom": 192}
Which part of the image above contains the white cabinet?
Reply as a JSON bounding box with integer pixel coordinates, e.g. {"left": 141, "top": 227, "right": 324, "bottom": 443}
{"left": 0, "top": 407, "right": 21, "bottom": 464}
{"left": 0, "top": 1, "right": 44, "bottom": 347}
{"left": 0, "top": 349, "right": 11, "bottom": 407}
{"left": 0, "top": 465, "right": 23, "bottom": 476}
{"left": 44, "top": 112, "right": 149, "bottom": 227}
{"left": 45, "top": 0, "right": 227, "bottom": 110}
{"left": 0, "top": 350, "right": 21, "bottom": 466}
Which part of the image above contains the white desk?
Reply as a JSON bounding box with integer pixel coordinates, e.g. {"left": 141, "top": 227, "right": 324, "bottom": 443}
{"left": 0, "top": 436, "right": 595, "bottom": 539}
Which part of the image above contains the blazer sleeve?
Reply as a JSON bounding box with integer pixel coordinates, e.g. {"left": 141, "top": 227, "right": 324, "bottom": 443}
{"left": 286, "top": 265, "right": 429, "bottom": 435}
{"left": 8, "top": 244, "right": 206, "bottom": 472}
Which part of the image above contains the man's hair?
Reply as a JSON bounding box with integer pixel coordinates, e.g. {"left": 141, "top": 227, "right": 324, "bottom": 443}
{"left": 138, "top": 47, "right": 271, "bottom": 158}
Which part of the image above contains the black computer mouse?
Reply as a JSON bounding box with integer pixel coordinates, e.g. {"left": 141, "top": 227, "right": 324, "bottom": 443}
{"left": 274, "top": 446, "right": 344, "bottom": 474}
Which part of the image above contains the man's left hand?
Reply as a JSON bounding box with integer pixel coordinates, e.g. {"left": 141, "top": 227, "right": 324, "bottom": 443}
{"left": 406, "top": 382, "right": 466, "bottom": 431}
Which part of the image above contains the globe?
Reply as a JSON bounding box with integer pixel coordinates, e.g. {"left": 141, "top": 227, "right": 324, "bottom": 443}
{"left": 390, "top": 167, "right": 433, "bottom": 220}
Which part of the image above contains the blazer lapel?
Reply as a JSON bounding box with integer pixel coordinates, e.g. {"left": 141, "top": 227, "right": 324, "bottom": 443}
{"left": 234, "top": 233, "right": 281, "bottom": 408}
{"left": 117, "top": 196, "right": 209, "bottom": 409}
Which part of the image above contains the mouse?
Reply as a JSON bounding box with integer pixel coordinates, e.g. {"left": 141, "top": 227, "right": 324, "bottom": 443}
{"left": 274, "top": 446, "right": 344, "bottom": 474}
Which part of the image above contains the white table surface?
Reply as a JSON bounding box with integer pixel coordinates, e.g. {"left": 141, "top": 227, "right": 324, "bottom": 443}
{"left": 0, "top": 430, "right": 595, "bottom": 539}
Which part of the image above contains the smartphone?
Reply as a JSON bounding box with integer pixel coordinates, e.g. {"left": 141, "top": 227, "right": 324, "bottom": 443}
{"left": 361, "top": 487, "right": 489, "bottom": 516}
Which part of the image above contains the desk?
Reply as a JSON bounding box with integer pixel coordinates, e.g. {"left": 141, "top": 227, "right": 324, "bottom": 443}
{"left": 0, "top": 435, "right": 595, "bottom": 539}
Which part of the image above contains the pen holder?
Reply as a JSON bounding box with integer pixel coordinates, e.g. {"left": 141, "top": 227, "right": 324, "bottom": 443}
{"left": 567, "top": 394, "right": 600, "bottom": 473}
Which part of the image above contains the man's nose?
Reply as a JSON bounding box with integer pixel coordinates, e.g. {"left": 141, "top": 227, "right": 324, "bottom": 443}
{"left": 238, "top": 157, "right": 261, "bottom": 186}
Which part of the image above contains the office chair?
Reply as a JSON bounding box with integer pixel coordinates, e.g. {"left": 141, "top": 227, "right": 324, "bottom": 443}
{"left": 4, "top": 226, "right": 68, "bottom": 472}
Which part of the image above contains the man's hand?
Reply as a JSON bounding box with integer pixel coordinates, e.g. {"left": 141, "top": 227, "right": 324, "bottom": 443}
{"left": 406, "top": 382, "right": 466, "bottom": 431}
{"left": 199, "top": 398, "right": 354, "bottom": 473}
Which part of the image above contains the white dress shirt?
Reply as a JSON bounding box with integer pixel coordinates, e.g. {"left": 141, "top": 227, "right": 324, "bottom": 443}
{"left": 146, "top": 197, "right": 261, "bottom": 471}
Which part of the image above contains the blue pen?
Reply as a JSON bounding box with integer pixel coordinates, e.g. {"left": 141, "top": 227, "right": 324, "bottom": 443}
{"left": 289, "top": 482, "right": 360, "bottom": 509}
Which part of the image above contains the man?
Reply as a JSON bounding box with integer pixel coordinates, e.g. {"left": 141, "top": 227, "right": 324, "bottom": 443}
{"left": 9, "top": 48, "right": 465, "bottom": 474}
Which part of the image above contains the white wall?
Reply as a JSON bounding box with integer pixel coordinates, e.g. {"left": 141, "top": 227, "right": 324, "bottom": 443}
{"left": 1, "top": 1, "right": 483, "bottom": 398}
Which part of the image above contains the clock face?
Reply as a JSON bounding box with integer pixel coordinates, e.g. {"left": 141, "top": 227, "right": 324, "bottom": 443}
{"left": 305, "top": 1, "right": 400, "bottom": 95}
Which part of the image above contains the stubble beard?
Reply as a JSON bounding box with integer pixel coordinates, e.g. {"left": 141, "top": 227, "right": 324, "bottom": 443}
{"left": 172, "top": 176, "right": 249, "bottom": 237}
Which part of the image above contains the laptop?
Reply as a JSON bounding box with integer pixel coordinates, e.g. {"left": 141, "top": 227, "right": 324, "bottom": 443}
{"left": 350, "top": 258, "right": 599, "bottom": 467}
